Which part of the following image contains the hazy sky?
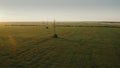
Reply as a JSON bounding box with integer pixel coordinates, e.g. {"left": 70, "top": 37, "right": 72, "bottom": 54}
{"left": 0, "top": 0, "right": 120, "bottom": 21}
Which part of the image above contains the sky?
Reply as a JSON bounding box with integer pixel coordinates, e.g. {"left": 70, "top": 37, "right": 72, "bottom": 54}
{"left": 0, "top": 0, "right": 120, "bottom": 22}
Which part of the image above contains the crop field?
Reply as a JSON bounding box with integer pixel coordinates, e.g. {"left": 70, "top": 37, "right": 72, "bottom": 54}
{"left": 0, "top": 22, "right": 120, "bottom": 68}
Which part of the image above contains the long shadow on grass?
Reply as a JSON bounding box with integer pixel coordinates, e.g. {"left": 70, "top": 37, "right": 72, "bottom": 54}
{"left": 17, "top": 37, "right": 52, "bottom": 56}
{"left": 17, "top": 36, "right": 84, "bottom": 58}
{"left": 58, "top": 37, "right": 85, "bottom": 45}
{"left": 58, "top": 37, "right": 97, "bottom": 68}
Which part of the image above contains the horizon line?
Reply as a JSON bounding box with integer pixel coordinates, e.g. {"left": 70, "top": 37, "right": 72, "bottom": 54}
{"left": 0, "top": 21, "right": 120, "bottom": 23}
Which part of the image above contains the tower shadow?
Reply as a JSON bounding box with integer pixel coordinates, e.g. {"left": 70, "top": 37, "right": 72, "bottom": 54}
{"left": 58, "top": 37, "right": 84, "bottom": 45}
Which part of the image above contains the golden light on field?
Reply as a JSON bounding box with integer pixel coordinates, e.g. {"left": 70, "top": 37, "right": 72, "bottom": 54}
{"left": 8, "top": 35, "right": 18, "bottom": 53}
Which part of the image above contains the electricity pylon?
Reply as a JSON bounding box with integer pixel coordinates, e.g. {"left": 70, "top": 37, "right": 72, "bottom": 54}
{"left": 46, "top": 21, "right": 48, "bottom": 29}
{"left": 53, "top": 20, "right": 58, "bottom": 38}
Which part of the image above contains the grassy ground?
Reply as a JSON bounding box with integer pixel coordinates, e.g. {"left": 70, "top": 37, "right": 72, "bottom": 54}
{"left": 0, "top": 23, "right": 120, "bottom": 68}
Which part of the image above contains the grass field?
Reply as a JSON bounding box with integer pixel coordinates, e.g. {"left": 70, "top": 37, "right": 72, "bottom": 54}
{"left": 0, "top": 22, "right": 120, "bottom": 68}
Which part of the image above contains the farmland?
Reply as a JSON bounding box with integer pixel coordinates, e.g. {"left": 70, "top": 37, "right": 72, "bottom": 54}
{"left": 0, "top": 22, "right": 120, "bottom": 68}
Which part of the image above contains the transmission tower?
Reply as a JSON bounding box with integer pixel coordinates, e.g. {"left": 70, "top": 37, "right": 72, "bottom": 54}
{"left": 53, "top": 20, "right": 58, "bottom": 38}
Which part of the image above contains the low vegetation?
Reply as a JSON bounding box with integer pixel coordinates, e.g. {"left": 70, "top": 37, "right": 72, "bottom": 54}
{"left": 0, "top": 22, "right": 120, "bottom": 68}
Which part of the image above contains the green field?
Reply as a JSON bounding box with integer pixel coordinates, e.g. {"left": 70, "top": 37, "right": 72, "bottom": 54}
{"left": 0, "top": 23, "right": 120, "bottom": 68}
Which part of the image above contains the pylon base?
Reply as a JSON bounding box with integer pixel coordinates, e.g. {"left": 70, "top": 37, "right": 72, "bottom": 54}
{"left": 53, "top": 34, "right": 58, "bottom": 38}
